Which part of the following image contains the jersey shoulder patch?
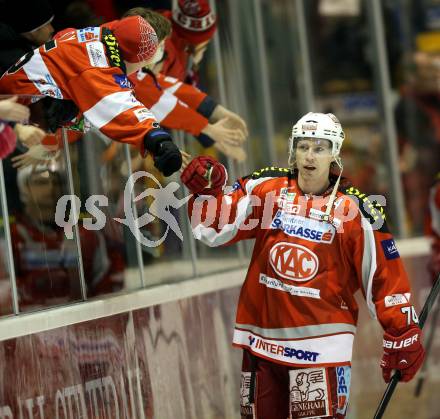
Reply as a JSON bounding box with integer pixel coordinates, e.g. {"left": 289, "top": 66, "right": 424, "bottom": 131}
{"left": 246, "top": 166, "right": 290, "bottom": 180}
{"left": 101, "top": 27, "right": 126, "bottom": 72}
{"left": 344, "top": 185, "right": 388, "bottom": 232}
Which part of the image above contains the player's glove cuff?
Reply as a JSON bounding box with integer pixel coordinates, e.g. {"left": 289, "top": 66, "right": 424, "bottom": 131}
{"left": 144, "top": 128, "right": 182, "bottom": 177}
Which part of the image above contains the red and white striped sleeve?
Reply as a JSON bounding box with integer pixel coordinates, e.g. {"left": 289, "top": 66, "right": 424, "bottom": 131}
{"left": 67, "top": 67, "right": 159, "bottom": 153}
{"left": 156, "top": 73, "right": 217, "bottom": 117}
{"left": 133, "top": 74, "right": 208, "bottom": 136}
{"left": 188, "top": 176, "right": 273, "bottom": 247}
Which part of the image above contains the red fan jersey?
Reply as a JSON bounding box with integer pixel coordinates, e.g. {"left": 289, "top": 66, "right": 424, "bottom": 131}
{"left": 0, "top": 27, "right": 158, "bottom": 154}
{"left": 10, "top": 214, "right": 123, "bottom": 309}
{"left": 130, "top": 70, "right": 208, "bottom": 136}
{"left": 155, "top": 73, "right": 210, "bottom": 110}
{"left": 161, "top": 31, "right": 189, "bottom": 82}
{"left": 188, "top": 168, "right": 418, "bottom": 367}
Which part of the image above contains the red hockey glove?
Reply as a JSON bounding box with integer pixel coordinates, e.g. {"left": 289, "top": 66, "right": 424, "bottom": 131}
{"left": 380, "top": 325, "right": 425, "bottom": 383}
{"left": 180, "top": 156, "right": 227, "bottom": 195}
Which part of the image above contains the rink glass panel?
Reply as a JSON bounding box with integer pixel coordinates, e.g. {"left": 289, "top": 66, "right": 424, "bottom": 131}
{"left": 0, "top": 179, "right": 13, "bottom": 317}
{"left": 2, "top": 101, "right": 83, "bottom": 312}
{"left": 178, "top": 134, "right": 244, "bottom": 277}
{"left": 66, "top": 131, "right": 143, "bottom": 295}
{"left": 260, "top": 0, "right": 303, "bottom": 167}
{"left": 178, "top": 0, "right": 261, "bottom": 275}
{"left": 137, "top": 160, "right": 196, "bottom": 286}
{"left": 382, "top": 0, "right": 440, "bottom": 236}
{"left": 297, "top": 0, "right": 404, "bottom": 235}
{"left": 216, "top": 0, "right": 277, "bottom": 170}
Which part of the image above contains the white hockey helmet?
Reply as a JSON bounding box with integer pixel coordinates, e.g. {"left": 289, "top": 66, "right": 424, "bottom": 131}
{"left": 289, "top": 112, "right": 345, "bottom": 167}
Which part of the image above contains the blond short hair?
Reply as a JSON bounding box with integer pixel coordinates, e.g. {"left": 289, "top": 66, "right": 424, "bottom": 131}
{"left": 123, "top": 7, "right": 171, "bottom": 42}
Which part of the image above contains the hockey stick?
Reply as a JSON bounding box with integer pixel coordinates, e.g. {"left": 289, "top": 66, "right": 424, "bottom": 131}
{"left": 414, "top": 288, "right": 440, "bottom": 397}
{"left": 373, "top": 273, "right": 440, "bottom": 419}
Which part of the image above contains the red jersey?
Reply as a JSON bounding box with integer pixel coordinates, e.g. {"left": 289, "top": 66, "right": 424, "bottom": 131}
{"left": 130, "top": 70, "right": 208, "bottom": 136}
{"left": 10, "top": 214, "right": 123, "bottom": 309}
{"left": 155, "top": 73, "right": 212, "bottom": 111}
{"left": 162, "top": 31, "right": 189, "bottom": 81}
{"left": 188, "top": 168, "right": 417, "bottom": 367}
{"left": 0, "top": 27, "right": 158, "bottom": 154}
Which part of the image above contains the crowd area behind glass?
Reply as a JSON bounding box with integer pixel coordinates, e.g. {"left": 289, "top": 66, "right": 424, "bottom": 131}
{"left": 0, "top": 0, "right": 439, "bottom": 316}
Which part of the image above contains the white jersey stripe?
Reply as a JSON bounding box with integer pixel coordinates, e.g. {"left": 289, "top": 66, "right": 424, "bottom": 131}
{"left": 361, "top": 215, "right": 378, "bottom": 319}
{"left": 163, "top": 75, "right": 179, "bottom": 83}
{"left": 236, "top": 322, "right": 357, "bottom": 340}
{"left": 192, "top": 177, "right": 273, "bottom": 247}
{"left": 233, "top": 328, "right": 354, "bottom": 365}
{"left": 83, "top": 91, "right": 145, "bottom": 129}
{"left": 149, "top": 91, "right": 178, "bottom": 122}
{"left": 23, "top": 49, "right": 63, "bottom": 99}
{"left": 165, "top": 81, "right": 182, "bottom": 95}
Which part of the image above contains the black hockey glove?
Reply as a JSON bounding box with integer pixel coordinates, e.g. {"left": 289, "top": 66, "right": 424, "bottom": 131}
{"left": 144, "top": 128, "right": 182, "bottom": 177}
{"left": 42, "top": 98, "right": 79, "bottom": 133}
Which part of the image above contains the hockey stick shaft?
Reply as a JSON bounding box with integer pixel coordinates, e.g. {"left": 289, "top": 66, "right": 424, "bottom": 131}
{"left": 373, "top": 274, "right": 440, "bottom": 419}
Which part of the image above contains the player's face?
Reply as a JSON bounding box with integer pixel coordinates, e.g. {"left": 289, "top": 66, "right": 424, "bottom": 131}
{"left": 295, "top": 138, "right": 334, "bottom": 181}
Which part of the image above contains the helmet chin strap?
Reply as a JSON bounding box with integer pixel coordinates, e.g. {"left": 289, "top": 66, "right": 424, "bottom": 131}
{"left": 322, "top": 155, "right": 343, "bottom": 221}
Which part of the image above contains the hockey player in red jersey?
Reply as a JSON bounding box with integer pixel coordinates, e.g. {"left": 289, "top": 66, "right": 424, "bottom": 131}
{"left": 0, "top": 16, "right": 182, "bottom": 177}
{"left": 181, "top": 112, "right": 425, "bottom": 418}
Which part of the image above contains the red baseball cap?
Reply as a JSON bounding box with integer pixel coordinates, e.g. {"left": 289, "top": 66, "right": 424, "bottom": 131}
{"left": 104, "top": 16, "right": 158, "bottom": 63}
{"left": 172, "top": 0, "right": 217, "bottom": 45}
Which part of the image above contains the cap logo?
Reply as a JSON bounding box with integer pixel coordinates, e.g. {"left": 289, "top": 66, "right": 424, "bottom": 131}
{"left": 182, "top": 0, "right": 201, "bottom": 15}
{"left": 173, "top": 9, "right": 216, "bottom": 31}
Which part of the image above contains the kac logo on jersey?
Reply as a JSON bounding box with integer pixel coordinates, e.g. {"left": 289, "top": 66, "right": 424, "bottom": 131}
{"left": 113, "top": 74, "right": 133, "bottom": 89}
{"left": 381, "top": 239, "right": 400, "bottom": 260}
{"left": 269, "top": 242, "right": 319, "bottom": 281}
